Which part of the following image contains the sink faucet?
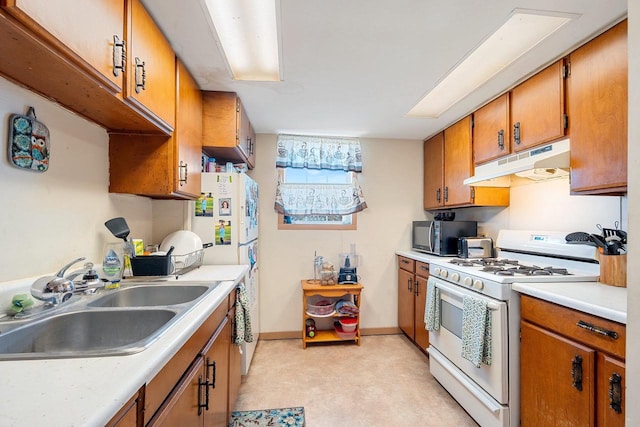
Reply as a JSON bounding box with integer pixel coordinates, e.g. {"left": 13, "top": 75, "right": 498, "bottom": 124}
{"left": 68, "top": 262, "right": 107, "bottom": 294}
{"left": 31, "top": 257, "right": 85, "bottom": 306}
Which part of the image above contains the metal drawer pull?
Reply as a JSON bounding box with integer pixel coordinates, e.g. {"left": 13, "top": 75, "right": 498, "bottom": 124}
{"left": 407, "top": 277, "right": 413, "bottom": 292}
{"left": 414, "top": 279, "right": 419, "bottom": 296}
{"left": 179, "top": 161, "right": 188, "bottom": 186}
{"left": 112, "top": 35, "right": 126, "bottom": 77}
{"left": 135, "top": 57, "right": 146, "bottom": 93}
{"left": 576, "top": 320, "right": 619, "bottom": 339}
{"left": 497, "top": 129, "right": 504, "bottom": 150}
{"left": 197, "top": 374, "right": 209, "bottom": 415}
{"left": 571, "top": 355, "right": 583, "bottom": 391}
{"left": 609, "top": 373, "right": 622, "bottom": 414}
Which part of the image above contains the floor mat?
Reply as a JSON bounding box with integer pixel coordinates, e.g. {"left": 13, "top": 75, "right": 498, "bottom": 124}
{"left": 229, "top": 406, "right": 305, "bottom": 426}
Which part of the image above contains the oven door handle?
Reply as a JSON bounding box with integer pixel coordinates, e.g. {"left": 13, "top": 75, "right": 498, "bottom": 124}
{"left": 433, "top": 279, "right": 502, "bottom": 311}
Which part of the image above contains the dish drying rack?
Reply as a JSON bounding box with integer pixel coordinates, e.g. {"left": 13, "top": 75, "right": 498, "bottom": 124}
{"left": 172, "top": 249, "right": 205, "bottom": 277}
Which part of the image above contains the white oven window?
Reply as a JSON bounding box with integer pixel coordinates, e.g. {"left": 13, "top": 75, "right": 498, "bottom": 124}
{"left": 440, "top": 299, "right": 463, "bottom": 339}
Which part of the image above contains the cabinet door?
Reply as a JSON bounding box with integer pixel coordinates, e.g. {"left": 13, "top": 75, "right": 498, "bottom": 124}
{"left": 597, "top": 353, "right": 625, "bottom": 427}
{"left": 510, "top": 60, "right": 566, "bottom": 152}
{"left": 2, "top": 0, "right": 125, "bottom": 93}
{"left": 397, "top": 268, "right": 415, "bottom": 339}
{"left": 126, "top": 0, "right": 176, "bottom": 130}
{"left": 520, "top": 321, "right": 595, "bottom": 427}
{"left": 423, "top": 132, "right": 444, "bottom": 209}
{"left": 148, "top": 357, "right": 205, "bottom": 426}
{"left": 175, "top": 60, "right": 203, "bottom": 198}
{"left": 202, "top": 318, "right": 231, "bottom": 427}
{"left": 443, "top": 116, "right": 473, "bottom": 206}
{"left": 414, "top": 271, "right": 429, "bottom": 350}
{"left": 567, "top": 20, "right": 627, "bottom": 194}
{"left": 473, "top": 93, "right": 510, "bottom": 164}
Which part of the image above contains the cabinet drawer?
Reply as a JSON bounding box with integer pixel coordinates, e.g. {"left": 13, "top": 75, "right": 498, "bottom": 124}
{"left": 397, "top": 256, "right": 415, "bottom": 273}
{"left": 521, "top": 295, "right": 625, "bottom": 360}
{"left": 415, "top": 261, "right": 429, "bottom": 278}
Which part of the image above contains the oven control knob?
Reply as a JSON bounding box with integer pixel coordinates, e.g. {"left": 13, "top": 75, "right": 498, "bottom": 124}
{"left": 433, "top": 267, "right": 441, "bottom": 276}
{"left": 463, "top": 277, "right": 473, "bottom": 287}
{"left": 450, "top": 272, "right": 460, "bottom": 282}
{"left": 473, "top": 279, "right": 484, "bottom": 290}
{"left": 439, "top": 269, "right": 448, "bottom": 278}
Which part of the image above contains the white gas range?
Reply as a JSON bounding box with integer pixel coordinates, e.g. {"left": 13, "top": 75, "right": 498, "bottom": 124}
{"left": 425, "top": 230, "right": 600, "bottom": 427}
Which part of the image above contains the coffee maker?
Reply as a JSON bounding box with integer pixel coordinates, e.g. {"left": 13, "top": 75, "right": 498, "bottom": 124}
{"left": 338, "top": 253, "right": 358, "bottom": 284}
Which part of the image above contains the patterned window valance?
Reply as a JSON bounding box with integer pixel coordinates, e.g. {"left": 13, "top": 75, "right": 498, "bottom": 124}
{"left": 276, "top": 134, "right": 362, "bottom": 172}
{"left": 275, "top": 177, "right": 367, "bottom": 216}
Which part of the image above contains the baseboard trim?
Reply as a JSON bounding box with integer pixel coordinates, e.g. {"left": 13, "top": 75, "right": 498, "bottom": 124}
{"left": 259, "top": 327, "right": 401, "bottom": 341}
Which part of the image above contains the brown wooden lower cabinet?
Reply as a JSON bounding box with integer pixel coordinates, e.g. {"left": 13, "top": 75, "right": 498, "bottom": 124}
{"left": 520, "top": 295, "right": 625, "bottom": 427}
{"left": 397, "top": 256, "right": 429, "bottom": 351}
{"left": 107, "top": 386, "right": 145, "bottom": 427}
{"left": 148, "top": 317, "right": 231, "bottom": 426}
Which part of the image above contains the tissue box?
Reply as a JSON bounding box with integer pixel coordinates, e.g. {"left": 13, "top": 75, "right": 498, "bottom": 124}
{"left": 130, "top": 255, "right": 172, "bottom": 276}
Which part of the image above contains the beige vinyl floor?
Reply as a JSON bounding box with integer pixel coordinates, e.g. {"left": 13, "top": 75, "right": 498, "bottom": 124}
{"left": 233, "top": 334, "right": 479, "bottom": 426}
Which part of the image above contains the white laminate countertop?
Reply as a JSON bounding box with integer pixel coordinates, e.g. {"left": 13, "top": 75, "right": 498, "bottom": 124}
{"left": 395, "top": 250, "right": 627, "bottom": 324}
{"left": 0, "top": 264, "right": 249, "bottom": 427}
{"left": 512, "top": 281, "right": 627, "bottom": 324}
{"left": 395, "top": 250, "right": 449, "bottom": 264}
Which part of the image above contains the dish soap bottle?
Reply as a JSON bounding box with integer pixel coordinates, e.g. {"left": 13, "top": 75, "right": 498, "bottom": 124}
{"left": 102, "top": 242, "right": 123, "bottom": 288}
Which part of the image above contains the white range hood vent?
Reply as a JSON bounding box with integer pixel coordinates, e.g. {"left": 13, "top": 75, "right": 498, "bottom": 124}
{"left": 464, "top": 139, "right": 570, "bottom": 187}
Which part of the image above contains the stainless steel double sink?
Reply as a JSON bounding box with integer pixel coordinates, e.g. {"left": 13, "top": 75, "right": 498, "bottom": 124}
{"left": 0, "top": 282, "right": 220, "bottom": 360}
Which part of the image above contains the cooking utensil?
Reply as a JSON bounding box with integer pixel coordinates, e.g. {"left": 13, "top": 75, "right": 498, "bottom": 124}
{"left": 565, "top": 232, "right": 595, "bottom": 246}
{"left": 105, "top": 217, "right": 135, "bottom": 259}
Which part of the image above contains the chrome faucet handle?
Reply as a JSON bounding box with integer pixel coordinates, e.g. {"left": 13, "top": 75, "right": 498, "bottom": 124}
{"left": 31, "top": 257, "right": 86, "bottom": 305}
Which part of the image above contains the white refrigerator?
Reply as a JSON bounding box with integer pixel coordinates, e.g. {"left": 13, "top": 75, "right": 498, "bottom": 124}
{"left": 192, "top": 172, "right": 259, "bottom": 375}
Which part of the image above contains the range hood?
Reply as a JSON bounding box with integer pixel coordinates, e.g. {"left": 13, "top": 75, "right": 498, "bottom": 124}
{"left": 464, "top": 139, "right": 570, "bottom": 187}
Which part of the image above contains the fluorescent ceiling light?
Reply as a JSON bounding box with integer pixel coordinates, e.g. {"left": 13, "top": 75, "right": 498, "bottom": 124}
{"left": 202, "top": 0, "right": 282, "bottom": 81}
{"left": 408, "top": 10, "right": 574, "bottom": 118}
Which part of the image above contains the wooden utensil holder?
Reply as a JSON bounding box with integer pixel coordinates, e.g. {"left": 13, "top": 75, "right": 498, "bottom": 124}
{"left": 599, "top": 254, "right": 627, "bottom": 287}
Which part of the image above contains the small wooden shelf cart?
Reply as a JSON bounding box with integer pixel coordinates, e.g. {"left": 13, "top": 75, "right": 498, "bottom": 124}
{"left": 301, "top": 280, "right": 363, "bottom": 349}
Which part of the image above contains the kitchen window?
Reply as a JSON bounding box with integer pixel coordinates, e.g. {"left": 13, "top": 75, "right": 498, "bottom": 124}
{"left": 274, "top": 134, "right": 367, "bottom": 230}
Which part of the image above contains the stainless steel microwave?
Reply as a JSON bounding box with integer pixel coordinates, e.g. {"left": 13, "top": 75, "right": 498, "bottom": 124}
{"left": 412, "top": 220, "right": 477, "bottom": 256}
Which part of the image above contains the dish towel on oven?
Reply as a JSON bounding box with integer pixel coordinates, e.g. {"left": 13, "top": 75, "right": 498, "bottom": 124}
{"left": 234, "top": 283, "right": 254, "bottom": 346}
{"left": 424, "top": 279, "right": 440, "bottom": 331}
{"left": 461, "top": 296, "right": 492, "bottom": 367}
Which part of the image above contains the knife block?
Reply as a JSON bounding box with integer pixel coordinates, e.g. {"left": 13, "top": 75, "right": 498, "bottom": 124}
{"left": 599, "top": 254, "right": 627, "bottom": 287}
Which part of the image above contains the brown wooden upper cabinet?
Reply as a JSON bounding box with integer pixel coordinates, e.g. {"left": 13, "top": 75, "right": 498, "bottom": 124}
{"left": 202, "top": 91, "right": 256, "bottom": 169}
{"left": 0, "top": 0, "right": 175, "bottom": 134}
{"left": 510, "top": 60, "right": 566, "bottom": 152}
{"left": 424, "top": 117, "right": 509, "bottom": 210}
{"left": 567, "top": 20, "right": 627, "bottom": 195}
{"left": 472, "top": 93, "right": 510, "bottom": 164}
{"left": 473, "top": 60, "right": 565, "bottom": 165}
{"left": 125, "top": 0, "right": 176, "bottom": 132}
{"left": 108, "top": 59, "right": 202, "bottom": 200}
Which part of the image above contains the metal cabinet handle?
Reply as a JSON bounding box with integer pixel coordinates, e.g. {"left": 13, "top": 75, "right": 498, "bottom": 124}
{"left": 444, "top": 187, "right": 449, "bottom": 202}
{"left": 436, "top": 188, "right": 441, "bottom": 203}
{"left": 577, "top": 320, "right": 619, "bottom": 339}
{"left": 414, "top": 279, "right": 419, "bottom": 296}
{"left": 206, "top": 357, "right": 216, "bottom": 389}
{"left": 407, "top": 277, "right": 413, "bottom": 292}
{"left": 112, "top": 35, "right": 126, "bottom": 77}
{"left": 513, "top": 122, "right": 521, "bottom": 145}
{"left": 197, "top": 374, "right": 209, "bottom": 415}
{"left": 571, "top": 355, "right": 583, "bottom": 391}
{"left": 609, "top": 372, "right": 622, "bottom": 414}
{"left": 179, "top": 161, "right": 188, "bottom": 186}
{"left": 497, "top": 129, "right": 504, "bottom": 150}
{"left": 135, "top": 57, "right": 146, "bottom": 93}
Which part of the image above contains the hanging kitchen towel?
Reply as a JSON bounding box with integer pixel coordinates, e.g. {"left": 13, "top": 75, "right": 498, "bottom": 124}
{"left": 461, "top": 296, "right": 492, "bottom": 368}
{"left": 234, "top": 283, "right": 254, "bottom": 346}
{"left": 424, "top": 279, "right": 440, "bottom": 331}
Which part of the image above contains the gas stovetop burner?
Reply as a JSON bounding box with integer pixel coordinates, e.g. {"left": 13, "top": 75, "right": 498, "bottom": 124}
{"left": 450, "top": 258, "right": 574, "bottom": 277}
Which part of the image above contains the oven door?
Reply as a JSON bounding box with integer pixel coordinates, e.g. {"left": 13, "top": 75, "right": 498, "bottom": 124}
{"left": 427, "top": 276, "right": 509, "bottom": 404}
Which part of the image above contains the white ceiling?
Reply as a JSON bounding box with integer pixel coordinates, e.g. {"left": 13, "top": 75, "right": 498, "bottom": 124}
{"left": 142, "top": 0, "right": 627, "bottom": 141}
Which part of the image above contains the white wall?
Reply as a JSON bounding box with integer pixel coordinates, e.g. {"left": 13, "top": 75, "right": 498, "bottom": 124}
{"left": 251, "top": 134, "right": 426, "bottom": 333}
{"left": 0, "top": 77, "right": 153, "bottom": 282}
